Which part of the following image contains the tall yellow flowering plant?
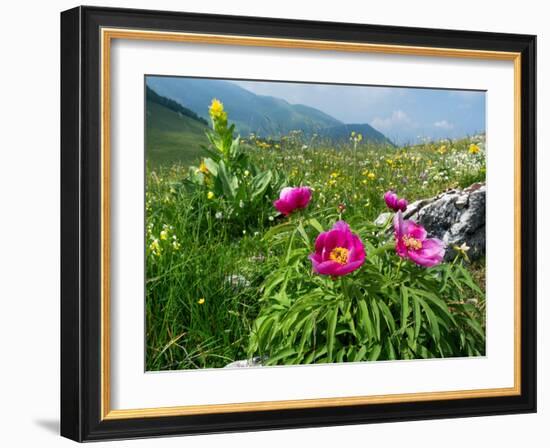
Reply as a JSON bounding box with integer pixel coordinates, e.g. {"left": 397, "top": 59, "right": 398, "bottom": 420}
{"left": 186, "top": 99, "right": 279, "bottom": 233}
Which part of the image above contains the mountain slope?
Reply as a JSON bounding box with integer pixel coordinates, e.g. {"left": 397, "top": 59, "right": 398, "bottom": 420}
{"left": 146, "top": 99, "right": 209, "bottom": 168}
{"left": 146, "top": 86, "right": 208, "bottom": 126}
{"left": 146, "top": 77, "right": 343, "bottom": 138}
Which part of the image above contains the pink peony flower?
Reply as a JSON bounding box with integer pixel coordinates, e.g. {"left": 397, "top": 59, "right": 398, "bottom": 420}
{"left": 273, "top": 186, "right": 312, "bottom": 216}
{"left": 393, "top": 211, "right": 445, "bottom": 267}
{"left": 384, "top": 191, "right": 408, "bottom": 212}
{"left": 309, "top": 221, "right": 366, "bottom": 276}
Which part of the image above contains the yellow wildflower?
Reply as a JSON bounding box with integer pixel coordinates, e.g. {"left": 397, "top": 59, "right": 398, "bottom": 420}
{"left": 149, "top": 239, "right": 161, "bottom": 256}
{"left": 207, "top": 191, "right": 215, "bottom": 199}
{"left": 209, "top": 98, "right": 225, "bottom": 120}
{"left": 469, "top": 144, "right": 480, "bottom": 154}
{"left": 367, "top": 172, "right": 376, "bottom": 180}
{"left": 199, "top": 160, "right": 209, "bottom": 174}
{"left": 357, "top": 133, "right": 363, "bottom": 142}
{"left": 160, "top": 230, "right": 168, "bottom": 240}
{"left": 197, "top": 298, "right": 205, "bottom": 305}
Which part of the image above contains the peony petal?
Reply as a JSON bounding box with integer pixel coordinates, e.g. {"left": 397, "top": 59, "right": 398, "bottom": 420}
{"left": 314, "top": 231, "right": 328, "bottom": 255}
{"left": 279, "top": 187, "right": 294, "bottom": 200}
{"left": 384, "top": 191, "right": 398, "bottom": 210}
{"left": 385, "top": 191, "right": 408, "bottom": 212}
{"left": 408, "top": 251, "right": 442, "bottom": 267}
{"left": 274, "top": 199, "right": 292, "bottom": 215}
{"left": 393, "top": 211, "right": 405, "bottom": 239}
{"left": 408, "top": 239, "right": 445, "bottom": 267}
{"left": 332, "top": 259, "right": 365, "bottom": 276}
{"left": 323, "top": 229, "right": 349, "bottom": 253}
{"left": 274, "top": 186, "right": 312, "bottom": 215}
{"left": 395, "top": 240, "right": 408, "bottom": 258}
{"left": 397, "top": 198, "right": 408, "bottom": 211}
{"left": 418, "top": 238, "right": 445, "bottom": 257}
{"left": 309, "top": 253, "right": 320, "bottom": 269}
{"left": 347, "top": 234, "right": 366, "bottom": 262}
{"left": 310, "top": 257, "right": 343, "bottom": 276}
{"left": 296, "top": 187, "right": 312, "bottom": 208}
{"left": 405, "top": 220, "right": 427, "bottom": 241}
{"left": 308, "top": 252, "right": 323, "bottom": 264}
{"left": 286, "top": 191, "right": 300, "bottom": 208}
{"left": 332, "top": 220, "right": 351, "bottom": 233}
{"left": 309, "top": 220, "right": 365, "bottom": 276}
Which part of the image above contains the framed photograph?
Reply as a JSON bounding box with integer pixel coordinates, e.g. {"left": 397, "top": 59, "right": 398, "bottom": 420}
{"left": 60, "top": 6, "right": 537, "bottom": 442}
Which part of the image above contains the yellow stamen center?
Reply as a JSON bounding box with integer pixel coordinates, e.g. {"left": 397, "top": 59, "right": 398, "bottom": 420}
{"left": 403, "top": 235, "right": 422, "bottom": 250}
{"left": 329, "top": 247, "right": 349, "bottom": 265}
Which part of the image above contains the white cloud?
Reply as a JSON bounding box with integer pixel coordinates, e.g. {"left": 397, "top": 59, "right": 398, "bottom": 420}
{"left": 434, "top": 120, "right": 454, "bottom": 130}
{"left": 371, "top": 110, "right": 413, "bottom": 131}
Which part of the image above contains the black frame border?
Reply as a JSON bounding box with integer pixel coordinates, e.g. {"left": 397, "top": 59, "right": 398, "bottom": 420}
{"left": 61, "top": 6, "right": 536, "bottom": 442}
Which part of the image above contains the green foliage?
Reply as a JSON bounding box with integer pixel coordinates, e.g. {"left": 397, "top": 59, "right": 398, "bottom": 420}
{"left": 184, "top": 100, "right": 282, "bottom": 232}
{"left": 248, "top": 219, "right": 485, "bottom": 365}
{"left": 242, "top": 135, "right": 486, "bottom": 220}
{"left": 145, "top": 101, "right": 486, "bottom": 371}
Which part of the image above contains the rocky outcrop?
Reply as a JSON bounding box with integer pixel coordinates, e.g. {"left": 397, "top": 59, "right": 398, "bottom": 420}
{"left": 224, "top": 356, "right": 266, "bottom": 369}
{"left": 375, "top": 182, "right": 486, "bottom": 261}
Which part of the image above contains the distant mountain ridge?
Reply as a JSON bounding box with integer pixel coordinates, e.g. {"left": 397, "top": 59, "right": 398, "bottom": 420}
{"left": 145, "top": 77, "right": 390, "bottom": 144}
{"left": 319, "top": 123, "right": 393, "bottom": 145}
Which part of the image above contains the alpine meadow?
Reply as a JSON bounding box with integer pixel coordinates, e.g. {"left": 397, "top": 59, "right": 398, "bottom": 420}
{"left": 145, "top": 76, "right": 487, "bottom": 371}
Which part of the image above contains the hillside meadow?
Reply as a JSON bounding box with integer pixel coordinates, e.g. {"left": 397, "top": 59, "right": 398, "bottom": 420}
{"left": 145, "top": 99, "right": 486, "bottom": 371}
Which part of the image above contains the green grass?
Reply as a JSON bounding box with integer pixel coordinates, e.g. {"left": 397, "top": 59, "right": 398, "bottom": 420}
{"left": 145, "top": 179, "right": 273, "bottom": 369}
{"left": 145, "top": 133, "right": 486, "bottom": 370}
{"left": 146, "top": 101, "right": 209, "bottom": 168}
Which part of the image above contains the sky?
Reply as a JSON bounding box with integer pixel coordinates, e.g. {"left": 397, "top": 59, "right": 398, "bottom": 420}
{"left": 233, "top": 80, "right": 485, "bottom": 145}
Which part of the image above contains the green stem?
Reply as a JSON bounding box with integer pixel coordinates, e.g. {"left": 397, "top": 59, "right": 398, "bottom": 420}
{"left": 395, "top": 258, "right": 403, "bottom": 279}
{"left": 340, "top": 276, "right": 352, "bottom": 301}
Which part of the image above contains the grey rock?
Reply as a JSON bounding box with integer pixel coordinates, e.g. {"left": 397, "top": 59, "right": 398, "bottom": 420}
{"left": 455, "top": 194, "right": 469, "bottom": 209}
{"left": 248, "top": 253, "right": 266, "bottom": 264}
{"left": 377, "top": 182, "right": 486, "bottom": 261}
{"left": 225, "top": 274, "right": 251, "bottom": 289}
{"left": 224, "top": 356, "right": 266, "bottom": 368}
{"left": 374, "top": 212, "right": 392, "bottom": 227}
